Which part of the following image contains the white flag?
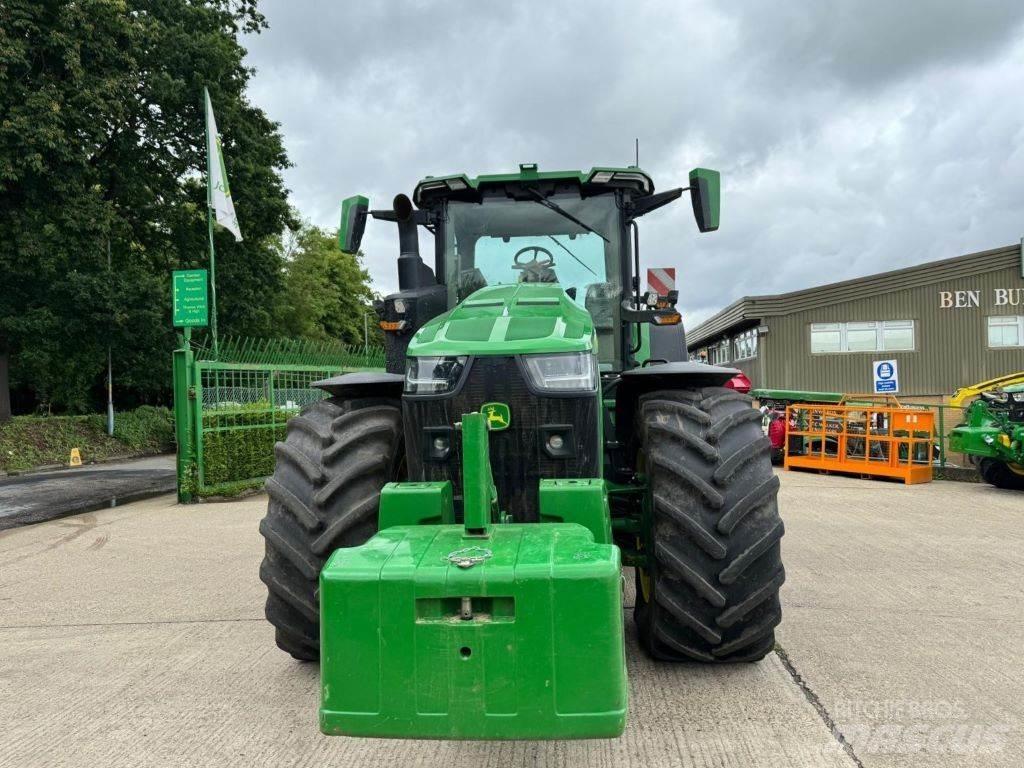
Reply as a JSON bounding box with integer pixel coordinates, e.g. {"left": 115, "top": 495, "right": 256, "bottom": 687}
{"left": 204, "top": 89, "right": 243, "bottom": 242}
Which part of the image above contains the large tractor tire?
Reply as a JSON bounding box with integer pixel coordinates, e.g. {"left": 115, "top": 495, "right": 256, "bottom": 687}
{"left": 258, "top": 396, "right": 403, "bottom": 660}
{"left": 979, "top": 458, "right": 1024, "bottom": 490}
{"left": 634, "top": 387, "right": 785, "bottom": 663}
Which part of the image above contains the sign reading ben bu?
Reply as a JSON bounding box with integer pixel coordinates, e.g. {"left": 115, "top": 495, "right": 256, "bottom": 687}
{"left": 873, "top": 359, "right": 899, "bottom": 394}
{"left": 172, "top": 269, "right": 209, "bottom": 328}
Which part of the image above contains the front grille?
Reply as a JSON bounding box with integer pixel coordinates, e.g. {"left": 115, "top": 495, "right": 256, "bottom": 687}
{"left": 403, "top": 356, "right": 600, "bottom": 522}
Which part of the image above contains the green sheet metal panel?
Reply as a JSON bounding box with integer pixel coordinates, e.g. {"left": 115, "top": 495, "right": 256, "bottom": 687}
{"left": 409, "top": 283, "right": 594, "bottom": 358}
{"left": 319, "top": 522, "right": 626, "bottom": 740}
{"left": 751, "top": 388, "right": 844, "bottom": 404}
{"left": 378, "top": 481, "right": 455, "bottom": 528}
{"left": 538, "top": 478, "right": 612, "bottom": 544}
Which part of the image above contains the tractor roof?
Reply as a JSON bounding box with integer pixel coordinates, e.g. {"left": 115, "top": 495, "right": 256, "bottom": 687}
{"left": 413, "top": 164, "right": 654, "bottom": 206}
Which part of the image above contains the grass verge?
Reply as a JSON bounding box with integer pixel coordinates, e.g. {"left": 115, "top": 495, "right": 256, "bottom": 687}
{"left": 0, "top": 406, "right": 174, "bottom": 473}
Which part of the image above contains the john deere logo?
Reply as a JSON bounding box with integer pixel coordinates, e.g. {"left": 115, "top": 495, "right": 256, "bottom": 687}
{"left": 482, "top": 402, "right": 510, "bottom": 431}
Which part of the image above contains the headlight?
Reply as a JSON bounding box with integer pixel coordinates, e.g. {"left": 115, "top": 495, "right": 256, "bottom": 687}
{"left": 521, "top": 352, "right": 597, "bottom": 393}
{"left": 405, "top": 356, "right": 468, "bottom": 394}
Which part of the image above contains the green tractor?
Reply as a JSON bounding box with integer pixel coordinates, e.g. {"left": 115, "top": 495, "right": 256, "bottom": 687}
{"left": 949, "top": 372, "right": 1024, "bottom": 490}
{"left": 258, "top": 164, "right": 785, "bottom": 739}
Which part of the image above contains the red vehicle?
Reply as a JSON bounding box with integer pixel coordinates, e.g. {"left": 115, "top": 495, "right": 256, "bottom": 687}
{"left": 724, "top": 371, "right": 752, "bottom": 394}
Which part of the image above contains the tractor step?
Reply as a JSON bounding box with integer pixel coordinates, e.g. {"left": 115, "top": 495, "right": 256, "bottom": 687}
{"left": 319, "top": 521, "right": 626, "bottom": 740}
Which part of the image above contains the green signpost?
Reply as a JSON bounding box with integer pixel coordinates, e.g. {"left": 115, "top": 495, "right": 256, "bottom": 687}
{"left": 172, "top": 268, "right": 207, "bottom": 502}
{"left": 172, "top": 269, "right": 209, "bottom": 328}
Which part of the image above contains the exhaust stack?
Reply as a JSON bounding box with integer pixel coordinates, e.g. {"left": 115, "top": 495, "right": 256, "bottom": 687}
{"left": 394, "top": 194, "right": 434, "bottom": 289}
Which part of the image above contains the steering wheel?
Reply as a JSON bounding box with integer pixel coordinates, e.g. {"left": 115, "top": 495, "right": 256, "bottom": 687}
{"left": 512, "top": 246, "right": 555, "bottom": 278}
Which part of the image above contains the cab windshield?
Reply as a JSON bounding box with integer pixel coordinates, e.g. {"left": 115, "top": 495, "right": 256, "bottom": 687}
{"left": 443, "top": 193, "right": 623, "bottom": 367}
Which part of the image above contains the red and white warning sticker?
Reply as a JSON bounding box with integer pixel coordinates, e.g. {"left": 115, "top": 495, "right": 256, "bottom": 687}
{"left": 646, "top": 267, "right": 676, "bottom": 296}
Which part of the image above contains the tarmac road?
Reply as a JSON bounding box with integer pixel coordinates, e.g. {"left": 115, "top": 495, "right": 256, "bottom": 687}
{"left": 0, "top": 455, "right": 175, "bottom": 529}
{"left": 0, "top": 471, "right": 1020, "bottom": 767}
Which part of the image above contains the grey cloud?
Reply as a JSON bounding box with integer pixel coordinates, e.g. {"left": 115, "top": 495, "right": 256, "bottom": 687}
{"left": 243, "top": 0, "right": 1024, "bottom": 327}
{"left": 734, "top": 1, "right": 1024, "bottom": 89}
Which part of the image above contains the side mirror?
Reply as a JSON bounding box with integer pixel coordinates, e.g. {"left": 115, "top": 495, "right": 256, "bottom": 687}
{"left": 339, "top": 195, "right": 369, "bottom": 253}
{"left": 688, "top": 168, "right": 720, "bottom": 232}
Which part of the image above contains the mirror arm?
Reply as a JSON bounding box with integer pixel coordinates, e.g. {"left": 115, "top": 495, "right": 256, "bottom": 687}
{"left": 619, "top": 298, "right": 678, "bottom": 324}
{"left": 371, "top": 208, "right": 434, "bottom": 225}
{"left": 626, "top": 187, "right": 686, "bottom": 220}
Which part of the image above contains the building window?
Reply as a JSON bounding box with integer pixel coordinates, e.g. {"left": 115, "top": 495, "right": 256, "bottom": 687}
{"left": 733, "top": 328, "right": 758, "bottom": 360}
{"left": 810, "top": 323, "right": 842, "bottom": 353}
{"left": 882, "top": 320, "right": 915, "bottom": 351}
{"left": 988, "top": 316, "right": 1023, "bottom": 348}
{"left": 811, "top": 320, "right": 915, "bottom": 354}
{"left": 845, "top": 322, "right": 878, "bottom": 352}
{"left": 706, "top": 339, "right": 730, "bottom": 365}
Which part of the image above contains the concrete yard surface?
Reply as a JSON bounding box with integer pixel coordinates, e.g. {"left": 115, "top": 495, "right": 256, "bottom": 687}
{"left": 776, "top": 473, "right": 1024, "bottom": 768}
{"left": 0, "top": 471, "right": 1021, "bottom": 767}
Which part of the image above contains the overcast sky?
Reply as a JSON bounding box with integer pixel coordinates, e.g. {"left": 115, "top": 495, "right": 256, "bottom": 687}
{"left": 244, "top": 1, "right": 1024, "bottom": 327}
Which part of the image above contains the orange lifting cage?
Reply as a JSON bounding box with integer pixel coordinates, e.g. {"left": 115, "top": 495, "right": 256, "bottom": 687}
{"left": 783, "top": 395, "right": 934, "bottom": 485}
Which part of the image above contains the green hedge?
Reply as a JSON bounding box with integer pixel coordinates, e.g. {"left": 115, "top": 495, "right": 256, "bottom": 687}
{"left": 112, "top": 405, "right": 176, "bottom": 451}
{"left": 0, "top": 406, "right": 175, "bottom": 473}
{"left": 200, "top": 403, "right": 299, "bottom": 487}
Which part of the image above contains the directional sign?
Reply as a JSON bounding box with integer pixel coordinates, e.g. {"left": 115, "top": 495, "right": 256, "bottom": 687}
{"left": 873, "top": 359, "right": 899, "bottom": 394}
{"left": 172, "top": 269, "right": 209, "bottom": 328}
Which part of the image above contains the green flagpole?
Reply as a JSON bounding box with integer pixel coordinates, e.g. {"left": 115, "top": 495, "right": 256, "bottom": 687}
{"left": 203, "top": 86, "right": 219, "bottom": 359}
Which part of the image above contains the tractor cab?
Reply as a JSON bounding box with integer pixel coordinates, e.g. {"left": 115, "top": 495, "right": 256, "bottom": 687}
{"left": 340, "top": 164, "right": 720, "bottom": 374}
{"left": 335, "top": 164, "right": 724, "bottom": 525}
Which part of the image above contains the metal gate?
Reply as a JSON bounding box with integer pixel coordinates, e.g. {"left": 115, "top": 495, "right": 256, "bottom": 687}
{"left": 173, "top": 337, "right": 384, "bottom": 500}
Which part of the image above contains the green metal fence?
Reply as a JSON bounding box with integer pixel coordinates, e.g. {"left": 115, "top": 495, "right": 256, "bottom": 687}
{"left": 914, "top": 402, "right": 968, "bottom": 471}
{"left": 173, "top": 336, "right": 385, "bottom": 501}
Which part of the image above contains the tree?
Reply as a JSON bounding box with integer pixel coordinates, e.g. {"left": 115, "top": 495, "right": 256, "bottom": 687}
{"left": 275, "top": 225, "right": 380, "bottom": 347}
{"left": 0, "top": 0, "right": 293, "bottom": 412}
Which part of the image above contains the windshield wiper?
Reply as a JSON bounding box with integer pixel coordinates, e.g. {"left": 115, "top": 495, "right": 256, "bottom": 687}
{"left": 547, "top": 236, "right": 597, "bottom": 277}
{"left": 526, "top": 188, "right": 610, "bottom": 243}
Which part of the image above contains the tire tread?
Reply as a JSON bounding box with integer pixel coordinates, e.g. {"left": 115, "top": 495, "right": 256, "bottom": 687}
{"left": 258, "top": 396, "right": 402, "bottom": 660}
{"left": 635, "top": 386, "right": 785, "bottom": 663}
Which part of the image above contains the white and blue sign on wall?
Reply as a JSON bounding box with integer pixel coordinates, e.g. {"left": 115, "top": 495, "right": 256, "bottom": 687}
{"left": 873, "top": 359, "right": 899, "bottom": 393}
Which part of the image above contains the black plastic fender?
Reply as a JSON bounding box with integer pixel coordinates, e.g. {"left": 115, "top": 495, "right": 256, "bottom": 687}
{"left": 313, "top": 371, "right": 405, "bottom": 400}
{"left": 612, "top": 362, "right": 740, "bottom": 473}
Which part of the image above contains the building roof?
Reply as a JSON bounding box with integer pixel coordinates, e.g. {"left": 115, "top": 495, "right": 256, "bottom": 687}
{"left": 687, "top": 243, "right": 1022, "bottom": 349}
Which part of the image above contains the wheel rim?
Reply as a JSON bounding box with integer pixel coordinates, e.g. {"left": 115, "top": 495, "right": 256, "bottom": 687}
{"left": 639, "top": 568, "right": 652, "bottom": 603}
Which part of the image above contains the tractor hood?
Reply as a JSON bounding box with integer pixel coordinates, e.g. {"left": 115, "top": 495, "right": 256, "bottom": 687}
{"left": 408, "top": 283, "right": 595, "bottom": 357}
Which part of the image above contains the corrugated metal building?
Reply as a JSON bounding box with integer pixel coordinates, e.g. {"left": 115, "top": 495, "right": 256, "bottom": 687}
{"left": 687, "top": 244, "right": 1024, "bottom": 397}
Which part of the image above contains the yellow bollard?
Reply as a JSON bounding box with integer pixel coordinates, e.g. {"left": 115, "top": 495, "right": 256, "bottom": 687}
{"left": 69, "top": 448, "right": 82, "bottom": 467}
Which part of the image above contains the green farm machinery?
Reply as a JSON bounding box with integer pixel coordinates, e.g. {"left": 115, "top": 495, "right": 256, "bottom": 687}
{"left": 950, "top": 372, "right": 1024, "bottom": 490}
{"left": 258, "top": 164, "right": 785, "bottom": 739}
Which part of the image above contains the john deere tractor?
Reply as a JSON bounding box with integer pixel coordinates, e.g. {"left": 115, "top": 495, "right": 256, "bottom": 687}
{"left": 950, "top": 372, "right": 1024, "bottom": 490}
{"left": 258, "top": 164, "right": 784, "bottom": 739}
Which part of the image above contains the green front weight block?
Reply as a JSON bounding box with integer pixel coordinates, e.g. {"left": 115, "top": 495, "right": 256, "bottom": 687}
{"left": 319, "top": 411, "right": 627, "bottom": 740}
{"left": 318, "top": 523, "right": 626, "bottom": 739}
